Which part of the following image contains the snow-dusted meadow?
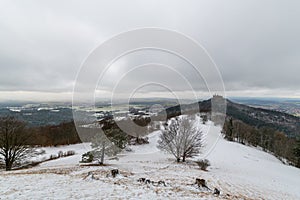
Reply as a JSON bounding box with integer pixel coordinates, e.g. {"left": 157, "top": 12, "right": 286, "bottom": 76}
{"left": 1, "top": 118, "right": 300, "bottom": 200}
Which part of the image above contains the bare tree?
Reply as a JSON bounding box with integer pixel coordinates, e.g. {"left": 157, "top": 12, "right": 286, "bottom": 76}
{"left": 157, "top": 116, "right": 203, "bottom": 162}
{"left": 0, "top": 116, "right": 36, "bottom": 170}
{"left": 90, "top": 129, "right": 120, "bottom": 165}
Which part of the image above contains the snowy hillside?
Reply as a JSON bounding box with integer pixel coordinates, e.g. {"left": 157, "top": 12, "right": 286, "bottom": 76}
{"left": 0, "top": 119, "right": 300, "bottom": 199}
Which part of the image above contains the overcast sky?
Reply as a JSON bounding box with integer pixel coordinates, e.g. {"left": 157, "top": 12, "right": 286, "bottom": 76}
{"left": 1, "top": 0, "right": 300, "bottom": 102}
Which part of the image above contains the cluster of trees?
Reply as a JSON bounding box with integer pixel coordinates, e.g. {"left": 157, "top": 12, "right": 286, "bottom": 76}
{"left": 0, "top": 116, "right": 82, "bottom": 170}
{"left": 90, "top": 114, "right": 207, "bottom": 164}
{"left": 86, "top": 118, "right": 149, "bottom": 164}
{"left": 1, "top": 113, "right": 204, "bottom": 169}
{"left": 29, "top": 121, "right": 81, "bottom": 146}
{"left": 89, "top": 115, "right": 205, "bottom": 164}
{"left": 97, "top": 120, "right": 129, "bottom": 164}
{"left": 0, "top": 115, "right": 132, "bottom": 169}
{"left": 88, "top": 115, "right": 205, "bottom": 164}
{"left": 157, "top": 116, "right": 203, "bottom": 162}
{"left": 223, "top": 117, "right": 300, "bottom": 167}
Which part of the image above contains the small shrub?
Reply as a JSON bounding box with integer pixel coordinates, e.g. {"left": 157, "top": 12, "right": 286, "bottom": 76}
{"left": 81, "top": 151, "right": 94, "bottom": 163}
{"left": 64, "top": 150, "right": 75, "bottom": 157}
{"left": 125, "top": 146, "right": 133, "bottom": 152}
{"left": 49, "top": 154, "right": 58, "bottom": 160}
{"left": 58, "top": 151, "right": 64, "bottom": 158}
{"left": 38, "top": 149, "right": 46, "bottom": 155}
{"left": 129, "top": 137, "right": 149, "bottom": 145}
{"left": 201, "top": 115, "right": 208, "bottom": 124}
{"left": 195, "top": 159, "right": 210, "bottom": 171}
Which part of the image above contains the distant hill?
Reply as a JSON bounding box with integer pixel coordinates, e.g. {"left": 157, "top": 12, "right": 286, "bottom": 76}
{"left": 226, "top": 100, "right": 300, "bottom": 137}
{"left": 164, "top": 98, "right": 300, "bottom": 137}
{"left": 0, "top": 107, "right": 73, "bottom": 127}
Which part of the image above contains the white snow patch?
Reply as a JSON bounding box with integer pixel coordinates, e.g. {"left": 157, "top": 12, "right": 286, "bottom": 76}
{"left": 1, "top": 116, "right": 300, "bottom": 199}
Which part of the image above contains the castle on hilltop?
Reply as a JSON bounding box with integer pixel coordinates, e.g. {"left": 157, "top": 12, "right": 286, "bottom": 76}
{"left": 212, "top": 94, "right": 224, "bottom": 100}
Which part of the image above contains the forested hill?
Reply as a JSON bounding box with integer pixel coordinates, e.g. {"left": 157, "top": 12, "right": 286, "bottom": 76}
{"left": 226, "top": 100, "right": 300, "bottom": 137}
{"left": 164, "top": 98, "right": 300, "bottom": 138}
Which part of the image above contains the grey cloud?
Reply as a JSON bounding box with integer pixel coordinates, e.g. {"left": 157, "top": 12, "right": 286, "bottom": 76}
{"left": 0, "top": 0, "right": 300, "bottom": 101}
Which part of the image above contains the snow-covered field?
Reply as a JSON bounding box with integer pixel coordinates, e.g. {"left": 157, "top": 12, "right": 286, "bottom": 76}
{"left": 1, "top": 120, "right": 300, "bottom": 200}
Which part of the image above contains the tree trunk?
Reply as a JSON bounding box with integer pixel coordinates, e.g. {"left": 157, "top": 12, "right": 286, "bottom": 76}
{"left": 182, "top": 151, "right": 187, "bottom": 162}
{"left": 5, "top": 160, "right": 12, "bottom": 171}
{"left": 100, "top": 142, "right": 105, "bottom": 164}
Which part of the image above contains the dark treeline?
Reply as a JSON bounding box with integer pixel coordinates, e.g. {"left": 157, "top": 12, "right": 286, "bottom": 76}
{"left": 27, "top": 121, "right": 81, "bottom": 146}
{"left": 223, "top": 117, "right": 300, "bottom": 168}
{"left": 27, "top": 116, "right": 152, "bottom": 147}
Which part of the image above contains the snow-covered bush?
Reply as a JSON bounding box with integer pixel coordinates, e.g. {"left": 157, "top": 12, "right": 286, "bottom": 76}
{"left": 49, "top": 154, "right": 58, "bottom": 160}
{"left": 195, "top": 159, "right": 210, "bottom": 171}
{"left": 129, "top": 136, "right": 149, "bottom": 145}
{"left": 64, "top": 150, "right": 75, "bottom": 157}
{"left": 201, "top": 114, "right": 208, "bottom": 124}
{"left": 58, "top": 151, "right": 64, "bottom": 158}
{"left": 81, "top": 151, "right": 94, "bottom": 163}
{"left": 124, "top": 146, "right": 133, "bottom": 152}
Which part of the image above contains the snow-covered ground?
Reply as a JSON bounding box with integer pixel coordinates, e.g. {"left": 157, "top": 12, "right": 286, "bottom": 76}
{"left": 34, "top": 143, "right": 92, "bottom": 168}
{"left": 1, "top": 118, "right": 300, "bottom": 200}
